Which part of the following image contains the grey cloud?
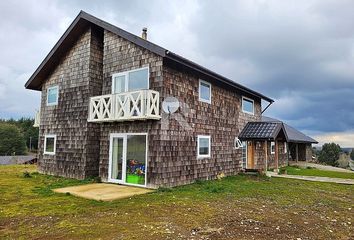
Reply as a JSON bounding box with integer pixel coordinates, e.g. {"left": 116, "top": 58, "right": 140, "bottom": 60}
{"left": 0, "top": 0, "right": 353, "bottom": 139}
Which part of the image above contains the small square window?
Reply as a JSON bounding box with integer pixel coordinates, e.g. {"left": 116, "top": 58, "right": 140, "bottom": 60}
{"left": 242, "top": 97, "right": 254, "bottom": 114}
{"left": 44, "top": 134, "right": 56, "bottom": 155}
{"left": 197, "top": 135, "right": 211, "bottom": 158}
{"left": 199, "top": 80, "right": 211, "bottom": 104}
{"left": 47, "top": 86, "right": 59, "bottom": 106}
{"left": 271, "top": 141, "right": 275, "bottom": 154}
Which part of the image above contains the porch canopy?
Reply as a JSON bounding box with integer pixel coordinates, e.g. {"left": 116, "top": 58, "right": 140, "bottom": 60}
{"left": 238, "top": 122, "right": 288, "bottom": 142}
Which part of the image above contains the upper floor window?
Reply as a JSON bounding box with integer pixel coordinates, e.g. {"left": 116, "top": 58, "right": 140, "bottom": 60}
{"left": 197, "top": 135, "right": 211, "bottom": 158}
{"left": 199, "top": 80, "right": 211, "bottom": 104}
{"left": 44, "top": 134, "right": 56, "bottom": 155}
{"left": 112, "top": 67, "right": 149, "bottom": 94}
{"left": 242, "top": 96, "right": 254, "bottom": 115}
{"left": 47, "top": 86, "right": 59, "bottom": 106}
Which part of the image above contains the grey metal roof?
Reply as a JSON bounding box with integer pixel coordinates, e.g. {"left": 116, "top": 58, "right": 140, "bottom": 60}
{"left": 262, "top": 116, "right": 318, "bottom": 144}
{"left": 25, "top": 11, "right": 273, "bottom": 103}
{"left": 239, "top": 122, "right": 286, "bottom": 141}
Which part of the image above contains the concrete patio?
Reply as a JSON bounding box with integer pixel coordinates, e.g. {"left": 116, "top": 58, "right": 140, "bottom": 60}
{"left": 53, "top": 183, "right": 154, "bottom": 201}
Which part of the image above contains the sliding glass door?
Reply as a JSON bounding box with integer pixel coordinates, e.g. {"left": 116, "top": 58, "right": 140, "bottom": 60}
{"left": 110, "top": 137, "right": 124, "bottom": 182}
{"left": 109, "top": 133, "right": 147, "bottom": 186}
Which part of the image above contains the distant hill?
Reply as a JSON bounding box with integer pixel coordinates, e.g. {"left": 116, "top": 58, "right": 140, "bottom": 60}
{"left": 341, "top": 148, "right": 353, "bottom": 153}
{"left": 314, "top": 147, "right": 353, "bottom": 152}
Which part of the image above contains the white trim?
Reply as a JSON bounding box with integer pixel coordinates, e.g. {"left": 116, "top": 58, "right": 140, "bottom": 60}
{"left": 271, "top": 141, "right": 275, "bottom": 154}
{"left": 242, "top": 96, "right": 254, "bottom": 115}
{"left": 44, "top": 134, "right": 56, "bottom": 155}
{"left": 241, "top": 141, "right": 248, "bottom": 169}
{"left": 46, "top": 85, "right": 59, "bottom": 106}
{"left": 234, "top": 137, "right": 243, "bottom": 149}
{"left": 199, "top": 79, "right": 211, "bottom": 104}
{"left": 197, "top": 135, "right": 211, "bottom": 158}
{"left": 112, "top": 66, "right": 150, "bottom": 94}
{"left": 108, "top": 133, "right": 148, "bottom": 188}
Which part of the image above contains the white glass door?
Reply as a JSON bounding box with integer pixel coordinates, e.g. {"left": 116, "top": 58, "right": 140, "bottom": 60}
{"left": 109, "top": 133, "right": 147, "bottom": 186}
{"left": 109, "top": 135, "right": 125, "bottom": 183}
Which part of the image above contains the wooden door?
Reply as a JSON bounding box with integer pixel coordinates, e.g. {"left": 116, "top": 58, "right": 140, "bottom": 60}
{"left": 247, "top": 141, "right": 255, "bottom": 169}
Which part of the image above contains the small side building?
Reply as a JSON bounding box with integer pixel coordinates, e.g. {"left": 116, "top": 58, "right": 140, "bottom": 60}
{"left": 238, "top": 116, "right": 318, "bottom": 172}
{"left": 262, "top": 116, "right": 318, "bottom": 162}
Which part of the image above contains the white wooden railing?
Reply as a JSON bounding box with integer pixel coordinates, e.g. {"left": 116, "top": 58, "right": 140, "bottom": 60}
{"left": 33, "top": 110, "right": 40, "bottom": 127}
{"left": 88, "top": 90, "right": 161, "bottom": 122}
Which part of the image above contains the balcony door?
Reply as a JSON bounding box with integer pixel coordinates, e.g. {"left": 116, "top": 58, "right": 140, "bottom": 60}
{"left": 108, "top": 133, "right": 147, "bottom": 187}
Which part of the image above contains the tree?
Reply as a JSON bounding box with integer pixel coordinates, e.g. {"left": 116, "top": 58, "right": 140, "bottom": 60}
{"left": 350, "top": 150, "right": 354, "bottom": 161}
{"left": 0, "top": 118, "right": 38, "bottom": 151}
{"left": 0, "top": 123, "right": 26, "bottom": 155}
{"left": 318, "top": 143, "right": 341, "bottom": 166}
{"left": 17, "top": 118, "right": 39, "bottom": 151}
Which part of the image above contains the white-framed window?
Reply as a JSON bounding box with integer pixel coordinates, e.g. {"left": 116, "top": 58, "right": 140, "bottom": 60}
{"left": 197, "top": 135, "right": 211, "bottom": 158}
{"left": 234, "top": 137, "right": 243, "bottom": 149}
{"left": 47, "top": 86, "right": 59, "bottom": 106}
{"left": 284, "top": 142, "right": 287, "bottom": 154}
{"left": 271, "top": 141, "right": 275, "bottom": 154}
{"left": 199, "top": 80, "right": 211, "bottom": 104}
{"left": 112, "top": 66, "right": 149, "bottom": 94}
{"left": 242, "top": 96, "right": 254, "bottom": 115}
{"left": 44, "top": 134, "right": 56, "bottom": 155}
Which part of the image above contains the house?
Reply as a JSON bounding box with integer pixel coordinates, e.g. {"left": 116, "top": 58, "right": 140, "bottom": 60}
{"left": 25, "top": 11, "right": 316, "bottom": 188}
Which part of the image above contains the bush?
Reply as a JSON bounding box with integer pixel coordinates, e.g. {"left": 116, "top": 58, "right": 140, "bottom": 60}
{"left": 318, "top": 143, "right": 341, "bottom": 166}
{"left": 351, "top": 150, "right": 354, "bottom": 161}
{"left": 0, "top": 123, "right": 26, "bottom": 155}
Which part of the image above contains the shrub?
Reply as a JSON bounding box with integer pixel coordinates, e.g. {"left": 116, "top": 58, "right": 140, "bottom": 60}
{"left": 318, "top": 143, "right": 341, "bottom": 166}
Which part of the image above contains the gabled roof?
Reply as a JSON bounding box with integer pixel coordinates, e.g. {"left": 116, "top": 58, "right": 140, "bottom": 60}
{"left": 25, "top": 11, "right": 273, "bottom": 103}
{"left": 239, "top": 121, "right": 287, "bottom": 141}
{"left": 262, "top": 116, "right": 318, "bottom": 144}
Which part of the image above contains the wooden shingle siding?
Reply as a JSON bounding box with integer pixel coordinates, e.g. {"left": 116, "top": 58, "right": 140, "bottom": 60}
{"left": 98, "top": 30, "right": 163, "bottom": 183}
{"left": 149, "top": 67, "right": 262, "bottom": 187}
{"left": 38, "top": 26, "right": 103, "bottom": 179}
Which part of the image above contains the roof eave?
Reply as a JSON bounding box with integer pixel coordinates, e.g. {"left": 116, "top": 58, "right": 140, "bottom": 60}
{"left": 165, "top": 51, "right": 274, "bottom": 103}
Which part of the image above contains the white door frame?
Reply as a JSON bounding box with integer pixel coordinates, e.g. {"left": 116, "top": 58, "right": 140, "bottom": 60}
{"left": 108, "top": 133, "right": 148, "bottom": 187}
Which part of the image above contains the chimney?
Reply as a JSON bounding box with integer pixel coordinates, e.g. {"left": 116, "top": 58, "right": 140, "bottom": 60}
{"left": 142, "top": 27, "right": 147, "bottom": 40}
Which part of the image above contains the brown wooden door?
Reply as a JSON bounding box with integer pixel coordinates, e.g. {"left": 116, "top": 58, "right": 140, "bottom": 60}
{"left": 247, "top": 141, "right": 255, "bottom": 169}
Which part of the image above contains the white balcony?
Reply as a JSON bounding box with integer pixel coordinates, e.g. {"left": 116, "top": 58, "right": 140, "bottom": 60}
{"left": 88, "top": 90, "right": 161, "bottom": 122}
{"left": 33, "top": 110, "right": 40, "bottom": 127}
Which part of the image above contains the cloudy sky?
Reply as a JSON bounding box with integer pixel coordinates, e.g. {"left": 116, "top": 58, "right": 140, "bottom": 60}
{"left": 0, "top": 0, "right": 353, "bottom": 147}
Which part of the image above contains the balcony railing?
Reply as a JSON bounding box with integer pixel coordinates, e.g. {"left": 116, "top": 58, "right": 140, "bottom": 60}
{"left": 88, "top": 89, "right": 161, "bottom": 122}
{"left": 33, "top": 110, "right": 40, "bottom": 127}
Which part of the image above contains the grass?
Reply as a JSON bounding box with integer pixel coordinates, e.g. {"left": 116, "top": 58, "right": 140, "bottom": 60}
{"left": 0, "top": 165, "right": 353, "bottom": 239}
{"left": 282, "top": 166, "right": 354, "bottom": 179}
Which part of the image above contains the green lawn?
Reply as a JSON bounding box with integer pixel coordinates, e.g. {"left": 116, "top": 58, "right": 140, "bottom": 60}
{"left": 0, "top": 165, "right": 353, "bottom": 239}
{"left": 283, "top": 166, "right": 354, "bottom": 179}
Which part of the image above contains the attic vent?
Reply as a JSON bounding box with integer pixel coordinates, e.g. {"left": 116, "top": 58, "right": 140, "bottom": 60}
{"left": 142, "top": 27, "right": 147, "bottom": 40}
